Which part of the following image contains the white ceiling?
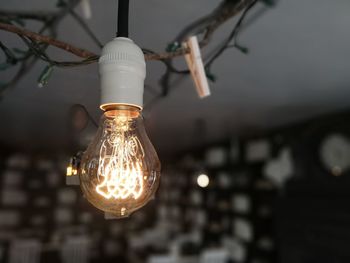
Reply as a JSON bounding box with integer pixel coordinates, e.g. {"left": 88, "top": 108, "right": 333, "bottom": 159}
{"left": 1, "top": 0, "right": 350, "bottom": 156}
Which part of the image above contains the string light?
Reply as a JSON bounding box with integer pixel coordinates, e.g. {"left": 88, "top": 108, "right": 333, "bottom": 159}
{"left": 197, "top": 173, "right": 209, "bottom": 188}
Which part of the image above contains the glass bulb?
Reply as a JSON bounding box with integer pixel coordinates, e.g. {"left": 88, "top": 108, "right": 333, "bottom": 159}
{"left": 79, "top": 105, "right": 161, "bottom": 218}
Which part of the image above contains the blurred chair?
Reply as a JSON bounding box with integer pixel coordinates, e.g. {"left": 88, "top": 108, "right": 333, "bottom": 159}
{"left": 148, "top": 255, "right": 177, "bottom": 263}
{"left": 9, "top": 239, "right": 42, "bottom": 263}
{"left": 61, "top": 236, "right": 90, "bottom": 263}
{"left": 199, "top": 248, "right": 230, "bottom": 263}
{"left": 148, "top": 254, "right": 198, "bottom": 263}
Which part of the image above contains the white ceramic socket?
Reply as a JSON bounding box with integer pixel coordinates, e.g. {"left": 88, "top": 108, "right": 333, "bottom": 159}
{"left": 99, "top": 37, "right": 146, "bottom": 110}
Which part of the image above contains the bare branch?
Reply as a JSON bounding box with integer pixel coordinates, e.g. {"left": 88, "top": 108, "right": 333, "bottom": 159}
{"left": 0, "top": 22, "right": 96, "bottom": 58}
{"left": 200, "top": 0, "right": 254, "bottom": 46}
{"left": 0, "top": 0, "right": 269, "bottom": 110}
{"left": 0, "top": 0, "right": 254, "bottom": 64}
{"left": 145, "top": 47, "right": 190, "bottom": 61}
{"left": 0, "top": 10, "right": 55, "bottom": 21}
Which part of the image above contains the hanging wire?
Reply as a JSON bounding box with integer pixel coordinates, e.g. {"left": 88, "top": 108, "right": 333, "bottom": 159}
{"left": 116, "top": 0, "right": 129, "bottom": 37}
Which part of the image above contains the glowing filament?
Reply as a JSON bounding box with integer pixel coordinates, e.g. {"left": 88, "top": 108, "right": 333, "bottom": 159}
{"left": 96, "top": 117, "right": 144, "bottom": 200}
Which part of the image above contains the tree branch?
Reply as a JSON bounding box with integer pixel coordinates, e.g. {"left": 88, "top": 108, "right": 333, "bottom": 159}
{"left": 0, "top": 0, "right": 254, "bottom": 63}
{"left": 0, "top": 22, "right": 96, "bottom": 58}
{"left": 0, "top": 10, "right": 55, "bottom": 21}
{"left": 0, "top": 0, "right": 269, "bottom": 101}
{"left": 200, "top": 0, "right": 254, "bottom": 47}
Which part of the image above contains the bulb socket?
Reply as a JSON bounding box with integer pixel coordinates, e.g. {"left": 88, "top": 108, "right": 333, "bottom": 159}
{"left": 99, "top": 37, "right": 146, "bottom": 110}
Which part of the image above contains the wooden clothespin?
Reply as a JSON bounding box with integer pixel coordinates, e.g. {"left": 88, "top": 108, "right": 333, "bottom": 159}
{"left": 80, "top": 0, "right": 92, "bottom": 19}
{"left": 183, "top": 36, "right": 211, "bottom": 98}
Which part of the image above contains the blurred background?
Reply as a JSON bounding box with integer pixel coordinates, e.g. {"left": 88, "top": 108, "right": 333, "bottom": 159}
{"left": 1, "top": 0, "right": 350, "bottom": 262}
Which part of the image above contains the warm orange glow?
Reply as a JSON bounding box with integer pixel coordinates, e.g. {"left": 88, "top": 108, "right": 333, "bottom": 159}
{"left": 79, "top": 105, "right": 161, "bottom": 218}
{"left": 95, "top": 114, "right": 144, "bottom": 200}
{"left": 66, "top": 165, "right": 73, "bottom": 176}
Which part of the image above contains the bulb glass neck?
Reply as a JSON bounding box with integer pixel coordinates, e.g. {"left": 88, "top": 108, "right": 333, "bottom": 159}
{"left": 101, "top": 103, "right": 142, "bottom": 112}
{"left": 103, "top": 104, "right": 141, "bottom": 119}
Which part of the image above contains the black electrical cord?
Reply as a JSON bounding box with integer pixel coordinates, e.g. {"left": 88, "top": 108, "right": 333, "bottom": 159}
{"left": 116, "top": 0, "right": 129, "bottom": 37}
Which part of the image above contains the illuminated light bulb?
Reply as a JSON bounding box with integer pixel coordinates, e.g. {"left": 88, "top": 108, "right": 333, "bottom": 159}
{"left": 66, "top": 165, "right": 73, "bottom": 176}
{"left": 67, "top": 156, "right": 79, "bottom": 176}
{"left": 79, "top": 37, "right": 161, "bottom": 218}
{"left": 80, "top": 106, "right": 160, "bottom": 217}
{"left": 197, "top": 173, "right": 209, "bottom": 188}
